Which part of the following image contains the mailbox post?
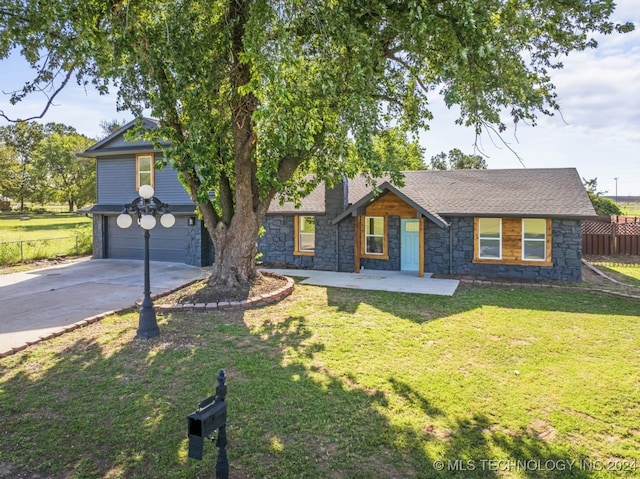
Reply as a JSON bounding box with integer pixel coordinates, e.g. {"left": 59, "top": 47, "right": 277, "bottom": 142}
{"left": 187, "top": 369, "right": 228, "bottom": 479}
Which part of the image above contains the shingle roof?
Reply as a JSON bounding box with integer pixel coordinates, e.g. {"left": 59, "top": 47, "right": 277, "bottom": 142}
{"left": 267, "top": 183, "right": 327, "bottom": 214}
{"left": 389, "top": 168, "right": 596, "bottom": 218}
{"left": 268, "top": 168, "right": 597, "bottom": 221}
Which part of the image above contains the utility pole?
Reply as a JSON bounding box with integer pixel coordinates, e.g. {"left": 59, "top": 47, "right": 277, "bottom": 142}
{"left": 614, "top": 177, "right": 618, "bottom": 202}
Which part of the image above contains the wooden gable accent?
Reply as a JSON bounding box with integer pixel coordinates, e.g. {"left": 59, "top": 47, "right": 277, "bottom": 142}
{"left": 364, "top": 191, "right": 418, "bottom": 218}
{"left": 353, "top": 192, "right": 426, "bottom": 275}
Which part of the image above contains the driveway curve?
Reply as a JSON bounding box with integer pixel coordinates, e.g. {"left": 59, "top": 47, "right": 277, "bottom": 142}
{"left": 0, "top": 259, "right": 209, "bottom": 355}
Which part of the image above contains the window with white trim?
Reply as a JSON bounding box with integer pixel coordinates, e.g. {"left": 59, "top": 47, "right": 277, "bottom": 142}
{"left": 365, "top": 216, "right": 385, "bottom": 255}
{"left": 136, "top": 154, "right": 154, "bottom": 190}
{"left": 478, "top": 218, "right": 502, "bottom": 259}
{"left": 296, "top": 215, "right": 315, "bottom": 253}
{"left": 522, "top": 218, "right": 546, "bottom": 261}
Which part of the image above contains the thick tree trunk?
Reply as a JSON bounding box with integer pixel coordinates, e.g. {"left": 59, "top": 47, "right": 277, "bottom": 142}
{"left": 209, "top": 211, "right": 262, "bottom": 287}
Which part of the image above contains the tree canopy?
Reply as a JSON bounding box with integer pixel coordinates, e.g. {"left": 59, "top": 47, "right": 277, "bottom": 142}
{"left": 32, "top": 132, "right": 95, "bottom": 211}
{"left": 429, "top": 148, "right": 487, "bottom": 170}
{"left": 583, "top": 178, "right": 622, "bottom": 216}
{"left": 0, "top": 0, "right": 633, "bottom": 284}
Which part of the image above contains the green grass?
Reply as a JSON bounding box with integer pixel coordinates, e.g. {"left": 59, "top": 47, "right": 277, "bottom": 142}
{"left": 0, "top": 212, "right": 92, "bottom": 264}
{"left": 591, "top": 262, "right": 640, "bottom": 287}
{"left": 1, "top": 284, "right": 640, "bottom": 478}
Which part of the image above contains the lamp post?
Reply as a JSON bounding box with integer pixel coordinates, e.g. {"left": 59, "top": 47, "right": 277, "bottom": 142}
{"left": 117, "top": 185, "right": 176, "bottom": 339}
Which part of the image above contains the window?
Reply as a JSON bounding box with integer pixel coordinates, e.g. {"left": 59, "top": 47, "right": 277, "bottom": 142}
{"left": 522, "top": 218, "right": 546, "bottom": 261}
{"left": 294, "top": 216, "right": 315, "bottom": 255}
{"left": 136, "top": 154, "right": 154, "bottom": 190}
{"left": 478, "top": 218, "right": 502, "bottom": 259}
{"left": 365, "top": 216, "right": 385, "bottom": 255}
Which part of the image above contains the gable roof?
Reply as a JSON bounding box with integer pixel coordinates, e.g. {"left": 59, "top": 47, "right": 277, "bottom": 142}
{"left": 78, "top": 118, "right": 167, "bottom": 157}
{"left": 332, "top": 180, "right": 449, "bottom": 227}
{"left": 270, "top": 168, "right": 597, "bottom": 224}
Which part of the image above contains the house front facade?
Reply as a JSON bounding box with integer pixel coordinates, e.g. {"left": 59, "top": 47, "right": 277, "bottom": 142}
{"left": 258, "top": 169, "right": 596, "bottom": 282}
{"left": 81, "top": 120, "right": 596, "bottom": 282}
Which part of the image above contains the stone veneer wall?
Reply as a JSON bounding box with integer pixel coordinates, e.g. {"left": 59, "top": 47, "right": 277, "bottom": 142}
{"left": 258, "top": 215, "right": 315, "bottom": 269}
{"left": 259, "top": 179, "right": 351, "bottom": 271}
{"left": 199, "top": 221, "right": 215, "bottom": 267}
{"left": 337, "top": 218, "right": 355, "bottom": 272}
{"left": 185, "top": 218, "right": 213, "bottom": 267}
{"left": 424, "top": 217, "right": 583, "bottom": 282}
{"left": 92, "top": 215, "right": 106, "bottom": 259}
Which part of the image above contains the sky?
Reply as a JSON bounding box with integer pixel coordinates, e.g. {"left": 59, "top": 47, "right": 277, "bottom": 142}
{"left": 0, "top": 1, "right": 638, "bottom": 197}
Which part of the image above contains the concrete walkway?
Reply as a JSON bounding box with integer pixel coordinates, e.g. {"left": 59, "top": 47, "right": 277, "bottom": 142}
{"left": 263, "top": 268, "right": 459, "bottom": 296}
{"left": 0, "top": 259, "right": 209, "bottom": 356}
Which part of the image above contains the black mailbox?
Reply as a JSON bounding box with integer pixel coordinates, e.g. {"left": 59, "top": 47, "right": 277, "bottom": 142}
{"left": 187, "top": 399, "right": 227, "bottom": 460}
{"left": 187, "top": 369, "right": 228, "bottom": 468}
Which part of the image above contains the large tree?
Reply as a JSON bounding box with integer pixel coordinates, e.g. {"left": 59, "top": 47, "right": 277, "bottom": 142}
{"left": 0, "top": 1, "right": 633, "bottom": 285}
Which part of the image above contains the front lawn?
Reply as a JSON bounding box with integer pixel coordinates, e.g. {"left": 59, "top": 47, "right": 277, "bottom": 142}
{"left": 586, "top": 256, "right": 640, "bottom": 288}
{"left": 1, "top": 284, "right": 639, "bottom": 478}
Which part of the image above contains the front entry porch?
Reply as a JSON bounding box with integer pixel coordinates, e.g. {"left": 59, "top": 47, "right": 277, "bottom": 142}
{"left": 262, "top": 269, "right": 459, "bottom": 296}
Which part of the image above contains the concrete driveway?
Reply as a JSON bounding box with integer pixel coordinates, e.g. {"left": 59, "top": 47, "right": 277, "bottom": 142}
{"left": 0, "top": 259, "right": 209, "bottom": 356}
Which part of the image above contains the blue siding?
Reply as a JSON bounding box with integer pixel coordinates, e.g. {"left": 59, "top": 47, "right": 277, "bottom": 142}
{"left": 97, "top": 156, "right": 193, "bottom": 205}
{"left": 155, "top": 166, "right": 192, "bottom": 203}
{"left": 97, "top": 158, "right": 136, "bottom": 203}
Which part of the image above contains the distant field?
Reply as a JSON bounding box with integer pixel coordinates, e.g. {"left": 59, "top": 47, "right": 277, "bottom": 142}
{"left": 608, "top": 197, "right": 640, "bottom": 216}
{"left": 0, "top": 212, "right": 92, "bottom": 264}
{"left": 619, "top": 202, "right": 640, "bottom": 216}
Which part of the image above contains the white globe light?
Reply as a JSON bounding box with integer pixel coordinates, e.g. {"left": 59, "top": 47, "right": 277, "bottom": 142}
{"left": 139, "top": 184, "right": 154, "bottom": 199}
{"left": 160, "top": 213, "right": 176, "bottom": 228}
{"left": 116, "top": 213, "right": 133, "bottom": 229}
{"left": 139, "top": 214, "right": 157, "bottom": 230}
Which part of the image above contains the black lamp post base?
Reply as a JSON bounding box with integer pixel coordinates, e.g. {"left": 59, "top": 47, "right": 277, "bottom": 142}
{"left": 136, "top": 306, "right": 160, "bottom": 339}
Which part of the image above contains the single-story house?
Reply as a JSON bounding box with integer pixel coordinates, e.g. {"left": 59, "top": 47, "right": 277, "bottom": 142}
{"left": 80, "top": 119, "right": 597, "bottom": 282}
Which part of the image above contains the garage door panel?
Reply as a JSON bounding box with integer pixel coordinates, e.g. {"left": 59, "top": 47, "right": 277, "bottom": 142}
{"left": 106, "top": 216, "right": 187, "bottom": 263}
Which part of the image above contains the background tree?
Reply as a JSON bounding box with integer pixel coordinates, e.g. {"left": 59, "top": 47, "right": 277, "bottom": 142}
{"left": 0, "top": 143, "right": 20, "bottom": 202}
{"left": 32, "top": 132, "right": 95, "bottom": 211}
{"left": 583, "top": 178, "right": 622, "bottom": 216}
{"left": 0, "top": 122, "right": 44, "bottom": 211}
{"left": 370, "top": 128, "right": 426, "bottom": 171}
{"left": 429, "top": 149, "right": 488, "bottom": 170}
{"left": 99, "top": 119, "right": 128, "bottom": 139}
{"left": 0, "top": 1, "right": 633, "bottom": 285}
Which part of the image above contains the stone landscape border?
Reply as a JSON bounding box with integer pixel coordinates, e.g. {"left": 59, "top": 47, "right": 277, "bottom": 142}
{"left": 153, "top": 271, "right": 295, "bottom": 312}
{"left": 0, "top": 271, "right": 295, "bottom": 359}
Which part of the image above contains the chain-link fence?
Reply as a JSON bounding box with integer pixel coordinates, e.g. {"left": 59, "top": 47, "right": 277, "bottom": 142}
{"left": 0, "top": 234, "right": 92, "bottom": 265}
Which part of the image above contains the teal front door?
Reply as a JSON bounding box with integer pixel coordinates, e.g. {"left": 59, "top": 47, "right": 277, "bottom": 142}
{"left": 401, "top": 219, "right": 420, "bottom": 271}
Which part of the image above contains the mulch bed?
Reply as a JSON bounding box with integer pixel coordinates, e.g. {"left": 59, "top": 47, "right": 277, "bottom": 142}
{"left": 158, "top": 272, "right": 289, "bottom": 305}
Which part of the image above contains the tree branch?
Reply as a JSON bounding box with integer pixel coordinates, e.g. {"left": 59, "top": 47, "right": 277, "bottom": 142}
{"left": 386, "top": 54, "right": 431, "bottom": 96}
{"left": 0, "top": 68, "right": 74, "bottom": 122}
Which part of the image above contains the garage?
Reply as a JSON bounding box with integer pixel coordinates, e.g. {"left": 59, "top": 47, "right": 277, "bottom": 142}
{"left": 106, "top": 215, "right": 189, "bottom": 263}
